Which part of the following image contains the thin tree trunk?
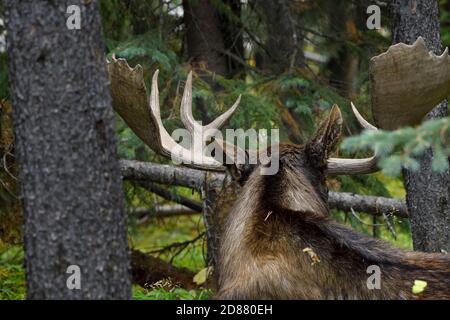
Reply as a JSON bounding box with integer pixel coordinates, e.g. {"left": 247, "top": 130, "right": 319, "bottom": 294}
{"left": 219, "top": 0, "right": 244, "bottom": 76}
{"left": 182, "top": 0, "right": 229, "bottom": 123}
{"left": 182, "top": 0, "right": 232, "bottom": 275}
{"left": 5, "top": 0, "right": 131, "bottom": 299}
{"left": 201, "top": 184, "right": 220, "bottom": 286}
{"left": 124, "top": 0, "right": 153, "bottom": 35}
{"left": 256, "top": 0, "right": 304, "bottom": 73}
{"left": 326, "top": 2, "right": 365, "bottom": 100}
{"left": 254, "top": 0, "right": 305, "bottom": 143}
{"left": 183, "top": 0, "right": 228, "bottom": 75}
{"left": 392, "top": 0, "right": 450, "bottom": 252}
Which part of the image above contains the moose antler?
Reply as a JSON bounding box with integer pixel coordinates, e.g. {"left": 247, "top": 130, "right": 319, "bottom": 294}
{"left": 107, "top": 37, "right": 450, "bottom": 176}
{"left": 326, "top": 102, "right": 378, "bottom": 175}
{"left": 370, "top": 37, "right": 450, "bottom": 130}
{"left": 326, "top": 37, "right": 450, "bottom": 175}
{"left": 107, "top": 56, "right": 240, "bottom": 171}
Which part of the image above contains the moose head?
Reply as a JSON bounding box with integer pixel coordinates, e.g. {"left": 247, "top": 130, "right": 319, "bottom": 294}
{"left": 107, "top": 37, "right": 450, "bottom": 299}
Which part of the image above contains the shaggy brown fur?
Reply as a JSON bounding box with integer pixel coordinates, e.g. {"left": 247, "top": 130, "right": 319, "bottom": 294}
{"left": 216, "top": 114, "right": 450, "bottom": 300}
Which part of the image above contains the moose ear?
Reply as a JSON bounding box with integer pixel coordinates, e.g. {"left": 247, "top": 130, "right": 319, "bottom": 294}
{"left": 306, "top": 105, "right": 342, "bottom": 168}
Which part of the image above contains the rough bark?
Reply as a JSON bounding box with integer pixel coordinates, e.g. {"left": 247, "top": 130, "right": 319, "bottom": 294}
{"left": 253, "top": 0, "right": 306, "bottom": 144}
{"left": 182, "top": 0, "right": 230, "bottom": 126}
{"left": 121, "top": 160, "right": 408, "bottom": 218}
{"left": 255, "top": 0, "right": 304, "bottom": 73}
{"left": 121, "top": 159, "right": 224, "bottom": 191}
{"left": 392, "top": 0, "right": 450, "bottom": 252}
{"left": 183, "top": 0, "right": 228, "bottom": 75}
{"left": 5, "top": 0, "right": 130, "bottom": 299}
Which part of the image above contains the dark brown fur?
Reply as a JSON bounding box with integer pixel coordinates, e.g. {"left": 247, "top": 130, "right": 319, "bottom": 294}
{"left": 216, "top": 122, "right": 450, "bottom": 300}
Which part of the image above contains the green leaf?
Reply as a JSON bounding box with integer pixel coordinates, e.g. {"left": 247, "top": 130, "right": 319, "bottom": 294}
{"left": 193, "top": 266, "right": 213, "bottom": 285}
{"left": 412, "top": 280, "right": 427, "bottom": 295}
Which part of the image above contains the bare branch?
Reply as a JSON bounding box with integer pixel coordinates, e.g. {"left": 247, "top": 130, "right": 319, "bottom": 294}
{"left": 121, "top": 160, "right": 408, "bottom": 218}
{"left": 329, "top": 191, "right": 408, "bottom": 218}
{"left": 121, "top": 159, "right": 224, "bottom": 191}
{"left": 131, "top": 205, "right": 197, "bottom": 219}
{"left": 131, "top": 180, "right": 202, "bottom": 212}
{"left": 148, "top": 232, "right": 206, "bottom": 264}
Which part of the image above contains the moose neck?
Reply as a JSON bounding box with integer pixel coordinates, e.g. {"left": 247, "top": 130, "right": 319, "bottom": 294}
{"left": 217, "top": 163, "right": 450, "bottom": 299}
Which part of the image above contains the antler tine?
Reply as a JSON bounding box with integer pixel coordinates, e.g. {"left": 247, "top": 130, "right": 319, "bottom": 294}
{"left": 178, "top": 71, "right": 245, "bottom": 166}
{"left": 180, "top": 71, "right": 241, "bottom": 133}
{"left": 326, "top": 103, "right": 378, "bottom": 175}
{"left": 150, "top": 70, "right": 229, "bottom": 169}
{"left": 205, "top": 95, "right": 242, "bottom": 131}
{"left": 150, "top": 70, "right": 162, "bottom": 121}
{"left": 180, "top": 71, "right": 203, "bottom": 134}
{"left": 351, "top": 102, "right": 377, "bottom": 131}
{"left": 149, "top": 69, "right": 176, "bottom": 158}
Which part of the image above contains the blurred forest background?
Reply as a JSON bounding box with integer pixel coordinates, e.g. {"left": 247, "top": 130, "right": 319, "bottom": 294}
{"left": 1, "top": 0, "right": 450, "bottom": 299}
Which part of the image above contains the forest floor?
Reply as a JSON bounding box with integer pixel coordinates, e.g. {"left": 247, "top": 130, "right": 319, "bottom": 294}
{"left": 0, "top": 215, "right": 211, "bottom": 300}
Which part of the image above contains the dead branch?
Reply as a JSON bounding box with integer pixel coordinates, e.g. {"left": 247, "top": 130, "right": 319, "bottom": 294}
{"left": 328, "top": 191, "right": 408, "bottom": 218}
{"left": 148, "top": 232, "right": 206, "bottom": 265}
{"left": 121, "top": 160, "right": 409, "bottom": 218}
{"left": 132, "top": 179, "right": 202, "bottom": 212}
{"left": 131, "top": 205, "right": 197, "bottom": 219}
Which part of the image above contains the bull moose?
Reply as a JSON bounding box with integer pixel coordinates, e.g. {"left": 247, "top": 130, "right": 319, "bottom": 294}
{"left": 107, "top": 37, "right": 450, "bottom": 299}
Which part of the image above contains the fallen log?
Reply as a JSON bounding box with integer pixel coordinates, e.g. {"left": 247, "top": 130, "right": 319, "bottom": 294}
{"left": 131, "top": 249, "right": 197, "bottom": 290}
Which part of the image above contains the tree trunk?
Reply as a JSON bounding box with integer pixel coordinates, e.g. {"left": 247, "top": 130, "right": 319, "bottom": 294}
{"left": 254, "top": 0, "right": 305, "bottom": 143}
{"left": 219, "top": 0, "right": 244, "bottom": 76}
{"left": 182, "top": 0, "right": 233, "bottom": 275}
{"left": 392, "top": 0, "right": 450, "bottom": 252}
{"left": 201, "top": 184, "right": 220, "bottom": 286}
{"left": 124, "top": 0, "right": 153, "bottom": 35}
{"left": 182, "top": 0, "right": 230, "bottom": 123}
{"left": 183, "top": 0, "right": 228, "bottom": 75}
{"left": 255, "top": 0, "right": 304, "bottom": 73}
{"left": 326, "top": 4, "right": 360, "bottom": 100}
{"left": 5, "top": 0, "right": 131, "bottom": 299}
